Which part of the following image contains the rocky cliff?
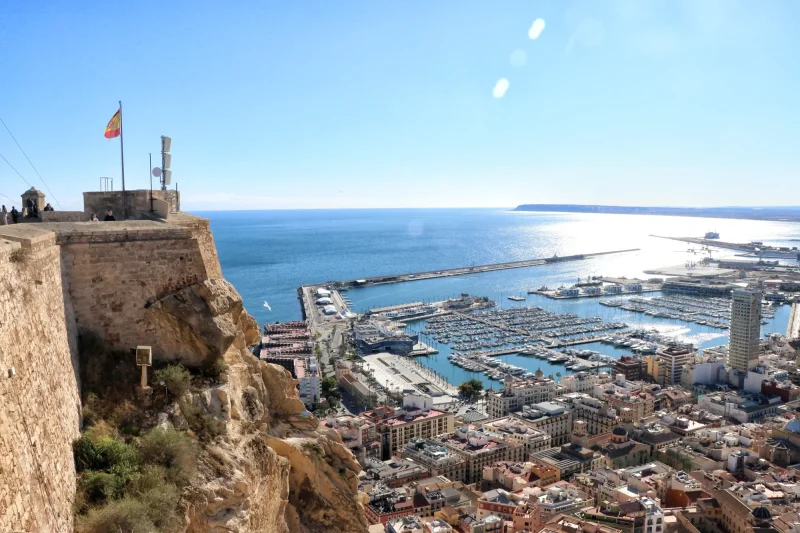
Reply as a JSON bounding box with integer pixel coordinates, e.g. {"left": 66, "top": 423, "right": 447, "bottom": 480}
{"left": 153, "top": 278, "right": 369, "bottom": 533}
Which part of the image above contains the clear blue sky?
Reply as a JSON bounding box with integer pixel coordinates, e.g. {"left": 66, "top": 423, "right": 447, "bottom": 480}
{"left": 1, "top": 0, "right": 798, "bottom": 210}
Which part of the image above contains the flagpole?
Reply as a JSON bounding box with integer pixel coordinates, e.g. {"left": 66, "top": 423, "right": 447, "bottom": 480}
{"left": 119, "top": 100, "right": 126, "bottom": 220}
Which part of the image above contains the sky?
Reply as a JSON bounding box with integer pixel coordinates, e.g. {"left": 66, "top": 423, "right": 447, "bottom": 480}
{"left": 0, "top": 0, "right": 799, "bottom": 211}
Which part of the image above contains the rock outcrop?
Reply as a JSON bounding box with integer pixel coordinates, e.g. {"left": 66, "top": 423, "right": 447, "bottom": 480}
{"left": 148, "top": 280, "right": 368, "bottom": 533}
{"left": 147, "top": 278, "right": 260, "bottom": 367}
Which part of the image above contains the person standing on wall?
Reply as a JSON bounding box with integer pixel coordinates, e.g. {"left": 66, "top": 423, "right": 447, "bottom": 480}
{"left": 1, "top": 205, "right": 7, "bottom": 225}
{"left": 103, "top": 209, "right": 116, "bottom": 221}
{"left": 10, "top": 206, "right": 18, "bottom": 224}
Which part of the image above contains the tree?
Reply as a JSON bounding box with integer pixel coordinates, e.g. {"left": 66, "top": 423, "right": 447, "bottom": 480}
{"left": 458, "top": 379, "right": 484, "bottom": 402}
{"left": 321, "top": 376, "right": 337, "bottom": 396}
{"left": 320, "top": 376, "right": 341, "bottom": 409}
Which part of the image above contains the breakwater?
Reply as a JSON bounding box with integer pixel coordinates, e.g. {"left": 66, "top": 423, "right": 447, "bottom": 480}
{"left": 317, "top": 248, "right": 640, "bottom": 290}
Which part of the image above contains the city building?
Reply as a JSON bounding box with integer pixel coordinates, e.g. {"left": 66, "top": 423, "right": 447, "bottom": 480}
{"left": 458, "top": 514, "right": 503, "bottom": 533}
{"left": 482, "top": 461, "right": 554, "bottom": 491}
{"left": 727, "top": 288, "right": 763, "bottom": 373}
{"left": 354, "top": 319, "right": 419, "bottom": 356}
{"left": 361, "top": 394, "right": 455, "bottom": 459}
{"left": 439, "top": 425, "right": 526, "bottom": 483}
{"left": 516, "top": 403, "right": 572, "bottom": 446}
{"left": 259, "top": 320, "right": 320, "bottom": 407}
{"left": 480, "top": 416, "right": 551, "bottom": 456}
{"left": 366, "top": 486, "right": 416, "bottom": 525}
{"left": 336, "top": 362, "right": 379, "bottom": 408}
{"left": 540, "top": 515, "right": 624, "bottom": 533}
{"left": 387, "top": 515, "right": 425, "bottom": 533}
{"left": 697, "top": 392, "right": 781, "bottom": 424}
{"left": 401, "top": 439, "right": 467, "bottom": 483}
{"left": 630, "top": 423, "right": 681, "bottom": 455}
{"left": 614, "top": 356, "right": 646, "bottom": 381}
{"left": 713, "top": 489, "right": 779, "bottom": 533}
{"left": 594, "top": 375, "right": 654, "bottom": 422}
{"left": 605, "top": 428, "right": 651, "bottom": 468}
{"left": 681, "top": 356, "right": 726, "bottom": 390}
{"left": 530, "top": 443, "right": 604, "bottom": 480}
{"left": 486, "top": 375, "right": 557, "bottom": 418}
{"left": 476, "top": 488, "right": 526, "bottom": 520}
{"left": 561, "top": 371, "right": 612, "bottom": 394}
{"left": 579, "top": 497, "right": 664, "bottom": 533}
{"left": 555, "top": 393, "right": 619, "bottom": 436}
{"left": 322, "top": 414, "right": 381, "bottom": 464}
{"left": 662, "top": 278, "right": 736, "bottom": 296}
{"left": 422, "top": 518, "right": 453, "bottom": 533}
{"left": 532, "top": 484, "right": 588, "bottom": 530}
{"left": 645, "top": 344, "right": 693, "bottom": 386}
{"left": 362, "top": 458, "right": 430, "bottom": 489}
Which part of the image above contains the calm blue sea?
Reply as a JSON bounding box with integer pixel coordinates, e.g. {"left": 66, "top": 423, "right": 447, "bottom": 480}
{"left": 197, "top": 208, "right": 800, "bottom": 387}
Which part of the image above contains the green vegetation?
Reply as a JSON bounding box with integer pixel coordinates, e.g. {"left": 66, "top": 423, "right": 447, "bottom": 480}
{"left": 73, "top": 426, "right": 197, "bottom": 533}
{"left": 178, "top": 399, "right": 226, "bottom": 441}
{"left": 458, "top": 378, "right": 484, "bottom": 402}
{"left": 154, "top": 364, "right": 192, "bottom": 400}
{"left": 73, "top": 329, "right": 211, "bottom": 533}
{"left": 321, "top": 376, "right": 341, "bottom": 408}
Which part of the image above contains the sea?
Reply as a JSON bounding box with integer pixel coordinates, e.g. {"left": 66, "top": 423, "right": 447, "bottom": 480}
{"left": 198, "top": 208, "right": 800, "bottom": 388}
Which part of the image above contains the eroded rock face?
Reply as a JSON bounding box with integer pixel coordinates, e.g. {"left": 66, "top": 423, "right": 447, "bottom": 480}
{"left": 152, "top": 280, "right": 368, "bottom": 533}
{"left": 146, "top": 278, "right": 259, "bottom": 367}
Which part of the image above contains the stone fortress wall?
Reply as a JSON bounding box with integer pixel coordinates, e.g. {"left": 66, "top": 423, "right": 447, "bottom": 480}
{"left": 0, "top": 192, "right": 224, "bottom": 532}
{"left": 0, "top": 228, "right": 81, "bottom": 532}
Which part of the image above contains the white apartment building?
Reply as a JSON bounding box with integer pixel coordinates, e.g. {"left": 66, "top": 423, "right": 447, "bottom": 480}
{"left": 516, "top": 403, "right": 572, "bottom": 446}
{"left": 487, "top": 376, "right": 557, "bottom": 419}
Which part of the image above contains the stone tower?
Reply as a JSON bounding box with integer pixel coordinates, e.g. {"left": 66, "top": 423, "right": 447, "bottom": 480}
{"left": 21, "top": 187, "right": 45, "bottom": 213}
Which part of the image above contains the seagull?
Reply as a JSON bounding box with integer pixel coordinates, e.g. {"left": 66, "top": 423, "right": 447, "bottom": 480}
{"left": 263, "top": 301, "right": 272, "bottom": 311}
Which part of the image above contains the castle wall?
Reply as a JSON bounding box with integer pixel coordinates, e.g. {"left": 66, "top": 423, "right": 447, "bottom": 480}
{"left": 41, "top": 211, "right": 87, "bottom": 222}
{"left": 0, "top": 231, "right": 81, "bottom": 532}
{"left": 56, "top": 221, "right": 212, "bottom": 359}
{"left": 83, "top": 190, "right": 178, "bottom": 220}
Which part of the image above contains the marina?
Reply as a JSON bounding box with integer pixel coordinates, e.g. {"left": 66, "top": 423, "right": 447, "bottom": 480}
{"left": 370, "top": 289, "right": 793, "bottom": 390}
{"left": 599, "top": 294, "right": 777, "bottom": 329}
{"left": 282, "top": 218, "right": 797, "bottom": 395}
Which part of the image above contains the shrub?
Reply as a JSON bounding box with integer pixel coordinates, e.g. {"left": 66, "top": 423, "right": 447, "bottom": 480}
{"left": 195, "top": 357, "right": 226, "bottom": 383}
{"left": 74, "top": 497, "right": 157, "bottom": 533}
{"left": 80, "top": 472, "right": 125, "bottom": 505}
{"left": 129, "top": 466, "right": 182, "bottom": 532}
{"left": 73, "top": 432, "right": 139, "bottom": 473}
{"left": 179, "top": 400, "right": 225, "bottom": 441}
{"left": 139, "top": 428, "right": 198, "bottom": 487}
{"left": 109, "top": 400, "right": 147, "bottom": 437}
{"left": 154, "top": 364, "right": 192, "bottom": 399}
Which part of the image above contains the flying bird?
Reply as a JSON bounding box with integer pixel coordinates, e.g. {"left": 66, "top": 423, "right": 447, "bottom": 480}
{"left": 263, "top": 301, "right": 272, "bottom": 311}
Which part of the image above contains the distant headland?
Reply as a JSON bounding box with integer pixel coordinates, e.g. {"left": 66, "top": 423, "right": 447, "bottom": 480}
{"left": 513, "top": 204, "right": 800, "bottom": 222}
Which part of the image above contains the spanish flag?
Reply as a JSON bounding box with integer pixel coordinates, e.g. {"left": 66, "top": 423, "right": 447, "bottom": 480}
{"left": 104, "top": 109, "right": 121, "bottom": 139}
